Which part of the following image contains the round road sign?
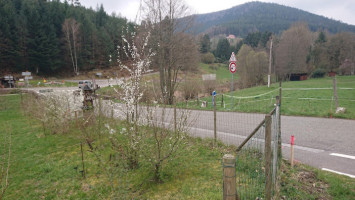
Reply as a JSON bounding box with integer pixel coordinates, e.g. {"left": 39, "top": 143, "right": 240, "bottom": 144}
{"left": 229, "top": 62, "right": 237, "bottom": 73}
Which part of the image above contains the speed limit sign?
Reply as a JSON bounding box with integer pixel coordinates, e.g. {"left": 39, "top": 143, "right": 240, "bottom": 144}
{"left": 229, "top": 62, "right": 237, "bottom": 73}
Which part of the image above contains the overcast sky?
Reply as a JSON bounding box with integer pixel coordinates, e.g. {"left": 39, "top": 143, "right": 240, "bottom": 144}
{"left": 78, "top": 0, "right": 355, "bottom": 25}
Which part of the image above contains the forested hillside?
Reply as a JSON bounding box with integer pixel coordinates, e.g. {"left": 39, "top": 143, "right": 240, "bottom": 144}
{"left": 0, "top": 0, "right": 130, "bottom": 75}
{"left": 192, "top": 2, "right": 355, "bottom": 37}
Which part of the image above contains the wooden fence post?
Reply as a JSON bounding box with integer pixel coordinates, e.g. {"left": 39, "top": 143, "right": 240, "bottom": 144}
{"left": 333, "top": 76, "right": 338, "bottom": 110}
{"left": 110, "top": 99, "right": 114, "bottom": 119}
{"left": 75, "top": 110, "right": 78, "bottom": 128}
{"left": 214, "top": 99, "right": 217, "bottom": 146}
{"left": 197, "top": 94, "right": 199, "bottom": 106}
{"left": 265, "top": 114, "right": 272, "bottom": 200}
{"left": 174, "top": 101, "right": 177, "bottom": 132}
{"left": 221, "top": 94, "right": 224, "bottom": 107}
{"left": 223, "top": 154, "right": 237, "bottom": 200}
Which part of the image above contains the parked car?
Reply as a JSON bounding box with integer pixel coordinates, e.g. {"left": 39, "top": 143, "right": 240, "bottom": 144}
{"left": 0, "top": 75, "right": 16, "bottom": 88}
{"left": 78, "top": 80, "right": 93, "bottom": 89}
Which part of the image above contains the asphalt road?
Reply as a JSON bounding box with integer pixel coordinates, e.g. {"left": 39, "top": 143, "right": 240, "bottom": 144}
{"left": 27, "top": 82, "right": 355, "bottom": 179}
{"left": 187, "top": 109, "right": 355, "bottom": 178}
{"left": 138, "top": 107, "right": 355, "bottom": 178}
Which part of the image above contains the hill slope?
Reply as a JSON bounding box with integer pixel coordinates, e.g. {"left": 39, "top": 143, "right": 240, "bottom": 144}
{"left": 192, "top": 2, "right": 355, "bottom": 37}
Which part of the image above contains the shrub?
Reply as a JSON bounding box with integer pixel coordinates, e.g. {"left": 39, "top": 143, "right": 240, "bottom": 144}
{"left": 181, "top": 80, "right": 201, "bottom": 100}
{"left": 203, "top": 80, "right": 217, "bottom": 95}
{"left": 311, "top": 68, "right": 326, "bottom": 78}
{"left": 201, "top": 53, "right": 215, "bottom": 64}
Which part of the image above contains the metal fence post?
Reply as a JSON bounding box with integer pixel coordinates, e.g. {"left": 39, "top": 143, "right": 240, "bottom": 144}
{"left": 214, "top": 99, "right": 217, "bottom": 146}
{"left": 223, "top": 154, "right": 237, "bottom": 200}
{"left": 278, "top": 82, "right": 282, "bottom": 161}
{"left": 265, "top": 114, "right": 272, "bottom": 200}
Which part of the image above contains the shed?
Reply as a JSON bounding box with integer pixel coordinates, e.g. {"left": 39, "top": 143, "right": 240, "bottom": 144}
{"left": 328, "top": 71, "right": 336, "bottom": 77}
{"left": 290, "top": 73, "right": 308, "bottom": 81}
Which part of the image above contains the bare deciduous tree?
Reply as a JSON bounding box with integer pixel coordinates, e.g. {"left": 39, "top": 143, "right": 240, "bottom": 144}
{"left": 326, "top": 32, "right": 355, "bottom": 73}
{"left": 142, "top": 105, "right": 190, "bottom": 182}
{"left": 141, "top": 0, "right": 198, "bottom": 105}
{"left": 275, "top": 23, "right": 313, "bottom": 80}
{"left": 237, "top": 44, "right": 268, "bottom": 88}
{"left": 63, "top": 18, "right": 81, "bottom": 75}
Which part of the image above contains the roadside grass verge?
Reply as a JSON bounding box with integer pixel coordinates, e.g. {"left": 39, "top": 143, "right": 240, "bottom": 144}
{"left": 17, "top": 79, "right": 78, "bottom": 88}
{"left": 2, "top": 94, "right": 354, "bottom": 199}
{"left": 279, "top": 161, "right": 355, "bottom": 200}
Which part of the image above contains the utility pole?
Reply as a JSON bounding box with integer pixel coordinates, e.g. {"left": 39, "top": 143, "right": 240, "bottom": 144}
{"left": 268, "top": 37, "right": 273, "bottom": 88}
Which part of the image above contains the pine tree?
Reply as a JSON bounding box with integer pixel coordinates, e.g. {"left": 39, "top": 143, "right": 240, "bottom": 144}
{"left": 199, "top": 34, "right": 211, "bottom": 53}
{"left": 215, "top": 38, "right": 230, "bottom": 61}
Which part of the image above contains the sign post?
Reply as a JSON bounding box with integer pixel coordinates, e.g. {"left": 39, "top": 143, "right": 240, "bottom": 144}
{"left": 229, "top": 52, "right": 237, "bottom": 109}
{"left": 22, "top": 72, "right": 32, "bottom": 88}
{"left": 212, "top": 90, "right": 216, "bottom": 108}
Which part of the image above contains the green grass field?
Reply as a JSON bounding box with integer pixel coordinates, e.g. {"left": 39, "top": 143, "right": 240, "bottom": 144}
{"left": 199, "top": 63, "right": 239, "bottom": 81}
{"left": 17, "top": 79, "right": 78, "bottom": 88}
{"left": 180, "top": 76, "right": 355, "bottom": 119}
{"left": 0, "top": 94, "right": 354, "bottom": 199}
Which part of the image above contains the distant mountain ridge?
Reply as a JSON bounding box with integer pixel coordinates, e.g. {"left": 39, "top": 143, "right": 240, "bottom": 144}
{"left": 191, "top": 2, "right": 355, "bottom": 37}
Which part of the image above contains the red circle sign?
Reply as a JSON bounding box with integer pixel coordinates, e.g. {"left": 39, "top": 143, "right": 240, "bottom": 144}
{"left": 229, "top": 62, "right": 237, "bottom": 73}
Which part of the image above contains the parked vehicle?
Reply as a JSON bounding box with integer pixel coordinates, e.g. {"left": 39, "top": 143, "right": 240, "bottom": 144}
{"left": 78, "top": 80, "right": 93, "bottom": 89}
{"left": 0, "top": 75, "right": 16, "bottom": 88}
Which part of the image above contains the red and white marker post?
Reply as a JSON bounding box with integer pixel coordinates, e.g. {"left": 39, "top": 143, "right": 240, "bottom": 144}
{"left": 291, "top": 135, "right": 295, "bottom": 167}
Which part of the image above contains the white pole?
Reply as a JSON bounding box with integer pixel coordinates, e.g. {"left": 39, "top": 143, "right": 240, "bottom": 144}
{"left": 268, "top": 37, "right": 273, "bottom": 88}
{"left": 231, "top": 73, "right": 233, "bottom": 109}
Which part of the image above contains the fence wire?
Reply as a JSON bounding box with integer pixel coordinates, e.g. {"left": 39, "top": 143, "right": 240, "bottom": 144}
{"left": 235, "top": 106, "right": 280, "bottom": 200}
{"left": 182, "top": 88, "right": 280, "bottom": 149}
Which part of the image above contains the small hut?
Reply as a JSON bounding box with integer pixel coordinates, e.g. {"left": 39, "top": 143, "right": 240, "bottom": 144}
{"left": 289, "top": 73, "right": 308, "bottom": 81}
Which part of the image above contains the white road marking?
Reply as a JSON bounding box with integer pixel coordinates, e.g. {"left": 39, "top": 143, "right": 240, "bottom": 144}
{"left": 321, "top": 168, "right": 355, "bottom": 178}
{"left": 189, "top": 127, "right": 325, "bottom": 153}
{"left": 330, "top": 153, "right": 355, "bottom": 160}
{"left": 282, "top": 143, "right": 324, "bottom": 153}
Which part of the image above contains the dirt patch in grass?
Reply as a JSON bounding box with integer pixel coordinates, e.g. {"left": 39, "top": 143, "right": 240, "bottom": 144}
{"left": 297, "top": 170, "right": 329, "bottom": 197}
{"left": 280, "top": 162, "right": 331, "bottom": 200}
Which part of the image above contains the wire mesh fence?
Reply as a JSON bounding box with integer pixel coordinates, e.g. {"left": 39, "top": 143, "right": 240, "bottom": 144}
{"left": 234, "top": 107, "right": 280, "bottom": 200}
{"left": 182, "top": 87, "right": 280, "bottom": 148}
{"left": 171, "top": 85, "right": 282, "bottom": 199}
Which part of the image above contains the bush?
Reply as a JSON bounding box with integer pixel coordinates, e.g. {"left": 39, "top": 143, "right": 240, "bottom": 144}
{"left": 201, "top": 53, "right": 215, "bottom": 64}
{"left": 311, "top": 68, "right": 326, "bottom": 78}
{"left": 203, "top": 80, "right": 217, "bottom": 95}
{"left": 181, "top": 80, "right": 201, "bottom": 100}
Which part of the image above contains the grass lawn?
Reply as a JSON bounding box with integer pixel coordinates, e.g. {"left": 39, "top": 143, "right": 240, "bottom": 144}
{"left": 180, "top": 76, "right": 355, "bottom": 119}
{"left": 0, "top": 94, "right": 354, "bottom": 199}
{"left": 0, "top": 94, "right": 226, "bottom": 199}
{"left": 17, "top": 79, "right": 78, "bottom": 88}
